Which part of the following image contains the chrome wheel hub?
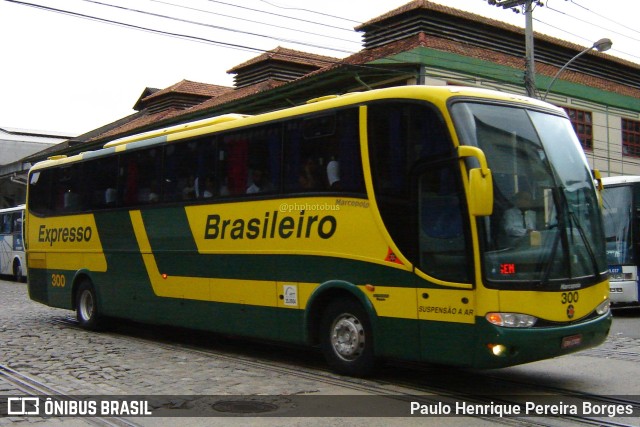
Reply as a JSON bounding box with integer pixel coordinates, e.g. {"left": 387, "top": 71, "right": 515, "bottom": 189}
{"left": 79, "top": 291, "right": 94, "bottom": 321}
{"left": 330, "top": 313, "right": 364, "bottom": 361}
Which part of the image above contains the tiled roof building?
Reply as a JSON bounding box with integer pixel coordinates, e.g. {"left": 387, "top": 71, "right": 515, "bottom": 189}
{"left": 20, "top": 0, "right": 640, "bottom": 178}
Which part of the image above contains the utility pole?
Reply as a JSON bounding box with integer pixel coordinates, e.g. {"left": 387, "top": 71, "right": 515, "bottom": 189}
{"left": 487, "top": 0, "right": 540, "bottom": 98}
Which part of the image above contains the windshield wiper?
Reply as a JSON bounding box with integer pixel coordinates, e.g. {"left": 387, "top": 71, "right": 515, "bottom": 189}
{"left": 538, "top": 188, "right": 566, "bottom": 287}
{"left": 539, "top": 185, "right": 602, "bottom": 286}
{"left": 567, "top": 208, "right": 602, "bottom": 281}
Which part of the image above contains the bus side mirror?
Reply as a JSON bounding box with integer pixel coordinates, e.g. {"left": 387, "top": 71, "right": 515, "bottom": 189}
{"left": 458, "top": 146, "right": 494, "bottom": 216}
{"left": 469, "top": 168, "right": 493, "bottom": 216}
{"left": 592, "top": 169, "right": 603, "bottom": 191}
{"left": 592, "top": 169, "right": 603, "bottom": 208}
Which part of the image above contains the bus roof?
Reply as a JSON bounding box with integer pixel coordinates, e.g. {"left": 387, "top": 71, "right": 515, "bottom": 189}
{"left": 103, "top": 113, "right": 251, "bottom": 149}
{"left": 602, "top": 176, "right": 640, "bottom": 186}
{"left": 0, "top": 204, "right": 25, "bottom": 213}
{"left": 30, "top": 85, "right": 562, "bottom": 171}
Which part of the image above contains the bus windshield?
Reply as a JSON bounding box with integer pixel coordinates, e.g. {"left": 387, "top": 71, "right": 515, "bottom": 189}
{"left": 602, "top": 185, "right": 634, "bottom": 265}
{"left": 451, "top": 102, "right": 607, "bottom": 289}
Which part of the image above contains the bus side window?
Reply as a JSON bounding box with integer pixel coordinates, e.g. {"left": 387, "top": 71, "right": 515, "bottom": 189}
{"left": 53, "top": 164, "right": 84, "bottom": 213}
{"left": 28, "top": 169, "right": 53, "bottom": 215}
{"left": 1, "top": 214, "right": 10, "bottom": 234}
{"left": 85, "top": 156, "right": 118, "bottom": 209}
{"left": 120, "top": 148, "right": 162, "bottom": 206}
{"left": 163, "top": 141, "right": 201, "bottom": 202}
{"left": 283, "top": 108, "right": 364, "bottom": 194}
{"left": 194, "top": 138, "right": 217, "bottom": 199}
{"left": 220, "top": 125, "right": 281, "bottom": 197}
{"left": 221, "top": 136, "right": 248, "bottom": 196}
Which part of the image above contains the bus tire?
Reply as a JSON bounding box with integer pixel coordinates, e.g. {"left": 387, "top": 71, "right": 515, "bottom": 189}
{"left": 76, "top": 280, "right": 103, "bottom": 331}
{"left": 13, "top": 260, "right": 23, "bottom": 282}
{"left": 320, "top": 298, "right": 376, "bottom": 377}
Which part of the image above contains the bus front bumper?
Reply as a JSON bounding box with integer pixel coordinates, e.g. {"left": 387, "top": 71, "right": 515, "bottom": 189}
{"left": 472, "top": 311, "right": 612, "bottom": 369}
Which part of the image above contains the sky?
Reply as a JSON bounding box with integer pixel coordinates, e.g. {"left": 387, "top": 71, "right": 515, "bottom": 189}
{"left": 0, "top": 0, "right": 637, "bottom": 136}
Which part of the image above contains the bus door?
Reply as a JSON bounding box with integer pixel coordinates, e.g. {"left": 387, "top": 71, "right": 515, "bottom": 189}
{"left": 415, "top": 159, "right": 476, "bottom": 365}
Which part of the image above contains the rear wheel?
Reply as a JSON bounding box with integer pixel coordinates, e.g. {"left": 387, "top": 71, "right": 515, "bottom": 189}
{"left": 76, "top": 280, "right": 103, "bottom": 330}
{"left": 320, "top": 299, "right": 376, "bottom": 377}
{"left": 12, "top": 260, "right": 23, "bottom": 282}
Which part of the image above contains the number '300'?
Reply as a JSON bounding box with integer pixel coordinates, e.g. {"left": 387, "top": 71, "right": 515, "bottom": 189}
{"left": 561, "top": 292, "right": 579, "bottom": 304}
{"left": 51, "top": 274, "right": 66, "bottom": 287}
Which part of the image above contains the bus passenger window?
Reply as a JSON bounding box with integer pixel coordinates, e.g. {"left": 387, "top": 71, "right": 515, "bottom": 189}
{"left": 54, "top": 165, "right": 85, "bottom": 213}
{"left": 283, "top": 108, "right": 364, "bottom": 194}
{"left": 1, "top": 214, "right": 11, "bottom": 234}
{"left": 28, "top": 170, "right": 53, "bottom": 215}
{"left": 219, "top": 125, "right": 281, "bottom": 197}
{"left": 120, "top": 149, "right": 162, "bottom": 206}
{"left": 84, "top": 156, "right": 118, "bottom": 209}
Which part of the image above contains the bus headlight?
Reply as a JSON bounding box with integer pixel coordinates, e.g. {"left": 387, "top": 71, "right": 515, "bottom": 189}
{"left": 486, "top": 312, "right": 537, "bottom": 328}
{"left": 596, "top": 299, "right": 611, "bottom": 315}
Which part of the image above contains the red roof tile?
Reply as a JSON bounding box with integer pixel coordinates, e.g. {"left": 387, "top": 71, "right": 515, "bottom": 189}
{"left": 142, "top": 79, "right": 232, "bottom": 102}
{"left": 90, "top": 80, "right": 286, "bottom": 143}
{"left": 356, "top": 0, "right": 638, "bottom": 69}
{"left": 228, "top": 47, "right": 338, "bottom": 73}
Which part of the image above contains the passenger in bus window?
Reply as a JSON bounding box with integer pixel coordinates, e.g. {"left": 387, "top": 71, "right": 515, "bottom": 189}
{"left": 182, "top": 175, "right": 196, "bottom": 200}
{"left": 63, "top": 189, "right": 81, "bottom": 210}
{"left": 247, "top": 169, "right": 272, "bottom": 194}
{"left": 501, "top": 191, "right": 537, "bottom": 246}
{"left": 202, "top": 176, "right": 216, "bottom": 198}
{"left": 326, "top": 158, "right": 340, "bottom": 190}
{"left": 105, "top": 188, "right": 117, "bottom": 206}
{"left": 148, "top": 180, "right": 160, "bottom": 203}
{"left": 299, "top": 157, "right": 322, "bottom": 190}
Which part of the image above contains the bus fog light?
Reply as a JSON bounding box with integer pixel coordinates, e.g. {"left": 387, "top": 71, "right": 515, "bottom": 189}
{"left": 486, "top": 312, "right": 537, "bottom": 328}
{"left": 487, "top": 344, "right": 508, "bottom": 356}
{"left": 596, "top": 299, "right": 611, "bottom": 315}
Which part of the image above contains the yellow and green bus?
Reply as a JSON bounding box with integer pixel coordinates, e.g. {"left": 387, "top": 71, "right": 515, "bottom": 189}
{"left": 26, "top": 86, "right": 611, "bottom": 376}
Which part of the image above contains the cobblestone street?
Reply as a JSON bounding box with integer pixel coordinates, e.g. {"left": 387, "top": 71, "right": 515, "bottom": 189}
{"left": 0, "top": 280, "right": 488, "bottom": 426}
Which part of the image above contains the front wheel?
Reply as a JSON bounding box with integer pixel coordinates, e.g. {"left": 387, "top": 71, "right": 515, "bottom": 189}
{"left": 320, "top": 299, "right": 376, "bottom": 377}
{"left": 76, "top": 280, "right": 103, "bottom": 331}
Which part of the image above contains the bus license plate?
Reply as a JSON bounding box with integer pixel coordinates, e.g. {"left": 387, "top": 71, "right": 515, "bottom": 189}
{"left": 561, "top": 334, "right": 582, "bottom": 349}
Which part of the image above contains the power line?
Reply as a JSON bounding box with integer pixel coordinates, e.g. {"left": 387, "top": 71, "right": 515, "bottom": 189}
{"left": 78, "top": 0, "right": 355, "bottom": 54}
{"left": 568, "top": 0, "right": 639, "bottom": 36}
{"left": 204, "top": 0, "right": 353, "bottom": 32}
{"left": 545, "top": 4, "right": 640, "bottom": 43}
{"left": 533, "top": 17, "right": 640, "bottom": 62}
{"left": 2, "top": 0, "right": 263, "bottom": 53}
{"left": 147, "top": 0, "right": 360, "bottom": 46}
{"left": 257, "top": 0, "right": 361, "bottom": 25}
{"left": 2, "top": 0, "right": 630, "bottom": 88}
{"left": 1, "top": 0, "right": 431, "bottom": 80}
{"left": 2, "top": 0, "right": 530, "bottom": 83}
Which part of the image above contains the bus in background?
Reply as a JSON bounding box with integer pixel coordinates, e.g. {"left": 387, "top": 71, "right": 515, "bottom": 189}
{"left": 601, "top": 176, "right": 640, "bottom": 307}
{"left": 25, "top": 86, "right": 611, "bottom": 376}
{"left": 0, "top": 204, "right": 26, "bottom": 282}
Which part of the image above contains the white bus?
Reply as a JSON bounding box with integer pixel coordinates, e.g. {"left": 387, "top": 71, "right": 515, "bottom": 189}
{"left": 0, "top": 204, "right": 26, "bottom": 282}
{"left": 601, "top": 176, "right": 640, "bottom": 306}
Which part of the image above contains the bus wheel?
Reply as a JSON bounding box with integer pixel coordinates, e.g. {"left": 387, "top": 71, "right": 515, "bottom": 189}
{"left": 320, "top": 299, "right": 375, "bottom": 377}
{"left": 13, "top": 260, "right": 23, "bottom": 282}
{"left": 76, "top": 280, "right": 102, "bottom": 331}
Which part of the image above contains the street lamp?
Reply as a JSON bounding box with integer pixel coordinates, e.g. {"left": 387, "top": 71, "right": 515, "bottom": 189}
{"left": 541, "top": 38, "right": 612, "bottom": 101}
